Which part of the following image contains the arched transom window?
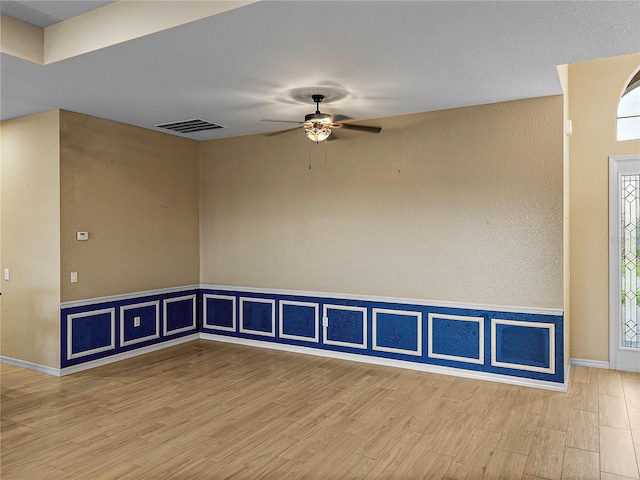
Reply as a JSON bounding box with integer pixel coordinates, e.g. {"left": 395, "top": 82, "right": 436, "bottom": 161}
{"left": 618, "top": 69, "right": 640, "bottom": 141}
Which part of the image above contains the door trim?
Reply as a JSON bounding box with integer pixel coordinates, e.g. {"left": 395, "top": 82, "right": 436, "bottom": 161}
{"left": 609, "top": 154, "right": 640, "bottom": 372}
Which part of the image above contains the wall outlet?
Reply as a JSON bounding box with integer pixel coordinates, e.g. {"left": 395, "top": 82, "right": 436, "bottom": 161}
{"left": 133, "top": 316, "right": 141, "bottom": 327}
{"left": 3, "top": 268, "right": 9, "bottom": 281}
{"left": 76, "top": 231, "right": 89, "bottom": 241}
{"left": 71, "top": 272, "right": 78, "bottom": 283}
{"left": 322, "top": 317, "right": 329, "bottom": 328}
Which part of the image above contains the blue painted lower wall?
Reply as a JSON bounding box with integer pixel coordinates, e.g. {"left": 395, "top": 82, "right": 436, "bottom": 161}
{"left": 61, "top": 286, "right": 564, "bottom": 384}
{"left": 61, "top": 289, "right": 199, "bottom": 368}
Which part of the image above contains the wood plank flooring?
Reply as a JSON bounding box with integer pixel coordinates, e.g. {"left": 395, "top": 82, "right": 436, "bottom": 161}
{"left": 1, "top": 340, "right": 639, "bottom": 479}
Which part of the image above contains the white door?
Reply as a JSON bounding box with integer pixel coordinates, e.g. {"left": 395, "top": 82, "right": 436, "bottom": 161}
{"left": 610, "top": 154, "right": 640, "bottom": 372}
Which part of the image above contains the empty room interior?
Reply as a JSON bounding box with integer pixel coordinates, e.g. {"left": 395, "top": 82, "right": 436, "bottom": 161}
{"left": 1, "top": 1, "right": 640, "bottom": 478}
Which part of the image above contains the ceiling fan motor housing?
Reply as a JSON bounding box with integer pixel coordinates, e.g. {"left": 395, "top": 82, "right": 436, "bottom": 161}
{"left": 304, "top": 112, "right": 332, "bottom": 124}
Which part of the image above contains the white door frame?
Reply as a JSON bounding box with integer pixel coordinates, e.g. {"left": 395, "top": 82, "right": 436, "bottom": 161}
{"left": 609, "top": 154, "right": 640, "bottom": 372}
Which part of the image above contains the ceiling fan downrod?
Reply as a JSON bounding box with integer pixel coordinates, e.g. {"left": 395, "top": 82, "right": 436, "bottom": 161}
{"left": 311, "top": 94, "right": 324, "bottom": 114}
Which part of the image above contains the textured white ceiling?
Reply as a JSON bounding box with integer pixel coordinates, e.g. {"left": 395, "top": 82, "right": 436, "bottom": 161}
{"left": 1, "top": 1, "right": 639, "bottom": 140}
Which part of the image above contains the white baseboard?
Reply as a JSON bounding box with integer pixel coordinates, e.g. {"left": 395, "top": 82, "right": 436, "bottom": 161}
{"left": 60, "top": 334, "right": 200, "bottom": 375}
{"left": 563, "top": 361, "right": 572, "bottom": 390}
{"left": 570, "top": 358, "right": 610, "bottom": 369}
{"left": 200, "top": 333, "right": 568, "bottom": 392}
{"left": 1, "top": 334, "right": 200, "bottom": 377}
{"left": 0, "top": 356, "right": 62, "bottom": 376}
{"left": 2, "top": 331, "right": 572, "bottom": 391}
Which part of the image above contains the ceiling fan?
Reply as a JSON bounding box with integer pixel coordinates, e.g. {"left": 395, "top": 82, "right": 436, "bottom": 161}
{"left": 263, "top": 94, "right": 381, "bottom": 142}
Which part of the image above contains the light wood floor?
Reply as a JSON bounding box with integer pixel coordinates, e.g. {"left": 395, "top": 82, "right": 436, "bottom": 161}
{"left": 1, "top": 340, "right": 639, "bottom": 479}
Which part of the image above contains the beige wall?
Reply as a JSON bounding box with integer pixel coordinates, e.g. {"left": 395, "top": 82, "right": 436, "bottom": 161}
{"left": 1, "top": 110, "right": 61, "bottom": 368}
{"left": 569, "top": 53, "right": 640, "bottom": 362}
{"left": 2, "top": 52, "right": 635, "bottom": 367}
{"left": 200, "top": 96, "right": 564, "bottom": 308}
{"left": 60, "top": 111, "right": 199, "bottom": 301}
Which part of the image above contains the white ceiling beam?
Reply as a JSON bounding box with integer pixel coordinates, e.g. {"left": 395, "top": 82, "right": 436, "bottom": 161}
{"left": 44, "top": 0, "right": 259, "bottom": 65}
{"left": 0, "top": 14, "right": 44, "bottom": 65}
{"left": 1, "top": 1, "right": 260, "bottom": 66}
{"left": 38, "top": 0, "right": 258, "bottom": 65}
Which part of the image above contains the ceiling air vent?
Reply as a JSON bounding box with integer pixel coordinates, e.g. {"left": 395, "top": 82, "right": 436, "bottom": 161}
{"left": 154, "top": 119, "right": 226, "bottom": 134}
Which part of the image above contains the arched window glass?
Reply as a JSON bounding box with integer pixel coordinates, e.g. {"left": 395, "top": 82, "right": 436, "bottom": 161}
{"left": 618, "top": 69, "right": 640, "bottom": 141}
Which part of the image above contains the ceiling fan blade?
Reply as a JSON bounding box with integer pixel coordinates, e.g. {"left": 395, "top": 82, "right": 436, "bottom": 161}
{"left": 332, "top": 114, "right": 353, "bottom": 123}
{"left": 264, "top": 126, "right": 303, "bottom": 136}
{"left": 261, "top": 119, "right": 304, "bottom": 124}
{"left": 338, "top": 124, "right": 382, "bottom": 134}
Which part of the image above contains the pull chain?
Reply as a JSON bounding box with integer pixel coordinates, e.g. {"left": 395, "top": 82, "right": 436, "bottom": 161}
{"left": 324, "top": 139, "right": 327, "bottom": 166}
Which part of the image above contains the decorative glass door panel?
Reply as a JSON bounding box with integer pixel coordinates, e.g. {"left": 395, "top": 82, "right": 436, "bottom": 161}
{"left": 610, "top": 155, "right": 640, "bottom": 372}
{"left": 622, "top": 174, "right": 639, "bottom": 349}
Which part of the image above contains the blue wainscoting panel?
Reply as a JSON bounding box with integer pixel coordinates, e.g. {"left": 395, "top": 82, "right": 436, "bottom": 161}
{"left": 428, "top": 313, "right": 484, "bottom": 365}
{"left": 323, "top": 304, "right": 367, "bottom": 349}
{"left": 279, "top": 300, "right": 319, "bottom": 343}
{"left": 491, "top": 319, "right": 554, "bottom": 374}
{"left": 120, "top": 301, "right": 160, "bottom": 347}
{"left": 203, "top": 294, "right": 236, "bottom": 332}
{"left": 198, "top": 288, "right": 563, "bottom": 384}
{"left": 67, "top": 308, "right": 115, "bottom": 360}
{"left": 61, "top": 288, "right": 199, "bottom": 368}
{"left": 372, "top": 308, "right": 421, "bottom": 356}
{"left": 62, "top": 285, "right": 564, "bottom": 387}
{"left": 240, "top": 297, "right": 276, "bottom": 337}
{"left": 163, "top": 295, "right": 197, "bottom": 336}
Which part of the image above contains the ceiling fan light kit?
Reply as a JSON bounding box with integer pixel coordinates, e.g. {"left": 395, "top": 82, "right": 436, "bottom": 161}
{"left": 304, "top": 94, "right": 334, "bottom": 143}
{"left": 264, "top": 93, "right": 381, "bottom": 143}
{"left": 304, "top": 122, "right": 332, "bottom": 142}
